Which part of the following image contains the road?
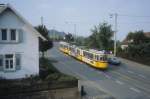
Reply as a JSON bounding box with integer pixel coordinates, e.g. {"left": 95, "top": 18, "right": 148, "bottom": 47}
{"left": 47, "top": 42, "right": 150, "bottom": 99}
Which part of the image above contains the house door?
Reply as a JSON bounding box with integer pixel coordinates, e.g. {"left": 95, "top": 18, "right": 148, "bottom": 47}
{"left": 4, "top": 54, "right": 15, "bottom": 71}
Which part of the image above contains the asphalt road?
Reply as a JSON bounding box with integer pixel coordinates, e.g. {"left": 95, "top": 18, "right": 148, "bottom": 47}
{"left": 47, "top": 42, "right": 150, "bottom": 99}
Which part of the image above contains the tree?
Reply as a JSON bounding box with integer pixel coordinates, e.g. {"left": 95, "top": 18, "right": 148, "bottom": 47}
{"left": 39, "top": 39, "right": 53, "bottom": 57}
{"left": 35, "top": 25, "right": 53, "bottom": 57}
{"left": 121, "top": 30, "right": 150, "bottom": 58}
{"left": 35, "top": 25, "right": 49, "bottom": 39}
{"left": 87, "top": 22, "right": 113, "bottom": 50}
{"left": 126, "top": 30, "right": 148, "bottom": 45}
{"left": 87, "top": 31, "right": 99, "bottom": 48}
{"left": 75, "top": 36, "right": 85, "bottom": 46}
{"left": 65, "top": 33, "right": 74, "bottom": 42}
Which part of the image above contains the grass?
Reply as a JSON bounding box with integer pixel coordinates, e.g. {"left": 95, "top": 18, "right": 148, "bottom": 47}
{"left": 39, "top": 57, "right": 77, "bottom": 81}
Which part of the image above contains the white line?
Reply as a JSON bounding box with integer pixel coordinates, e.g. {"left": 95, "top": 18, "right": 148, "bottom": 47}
{"left": 127, "top": 70, "right": 134, "bottom": 74}
{"left": 138, "top": 74, "right": 146, "bottom": 78}
{"left": 130, "top": 87, "right": 141, "bottom": 93}
{"left": 115, "top": 80, "right": 124, "bottom": 85}
{"left": 105, "top": 75, "right": 111, "bottom": 79}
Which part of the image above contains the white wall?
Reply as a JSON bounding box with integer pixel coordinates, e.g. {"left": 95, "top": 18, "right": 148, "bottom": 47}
{"left": 121, "top": 45, "right": 128, "bottom": 50}
{"left": 0, "top": 8, "right": 39, "bottom": 79}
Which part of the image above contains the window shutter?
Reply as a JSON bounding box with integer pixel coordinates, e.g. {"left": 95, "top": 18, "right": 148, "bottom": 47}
{"left": 15, "top": 54, "right": 21, "bottom": 70}
{"left": 18, "top": 29, "right": 23, "bottom": 43}
{"left": 0, "top": 55, "right": 3, "bottom": 71}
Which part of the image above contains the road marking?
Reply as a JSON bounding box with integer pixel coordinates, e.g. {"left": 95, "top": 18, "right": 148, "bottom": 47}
{"left": 138, "top": 74, "right": 146, "bottom": 78}
{"left": 115, "top": 80, "right": 124, "bottom": 85}
{"left": 130, "top": 87, "right": 141, "bottom": 93}
{"left": 127, "top": 70, "right": 134, "bottom": 74}
{"left": 103, "top": 73, "right": 112, "bottom": 79}
{"left": 105, "top": 75, "right": 111, "bottom": 79}
{"left": 112, "top": 71, "right": 150, "bottom": 94}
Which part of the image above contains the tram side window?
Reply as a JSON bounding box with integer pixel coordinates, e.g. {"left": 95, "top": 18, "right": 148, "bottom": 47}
{"left": 77, "top": 49, "right": 80, "bottom": 54}
{"left": 99, "top": 55, "right": 107, "bottom": 61}
{"left": 89, "top": 53, "right": 93, "bottom": 59}
{"left": 103, "top": 55, "right": 107, "bottom": 61}
{"left": 87, "top": 52, "right": 93, "bottom": 59}
{"left": 71, "top": 47, "right": 75, "bottom": 53}
{"left": 95, "top": 55, "right": 98, "bottom": 61}
{"left": 83, "top": 51, "right": 88, "bottom": 58}
{"left": 83, "top": 51, "right": 86, "bottom": 57}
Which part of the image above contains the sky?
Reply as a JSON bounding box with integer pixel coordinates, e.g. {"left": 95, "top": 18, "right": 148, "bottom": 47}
{"left": 1, "top": 0, "right": 150, "bottom": 41}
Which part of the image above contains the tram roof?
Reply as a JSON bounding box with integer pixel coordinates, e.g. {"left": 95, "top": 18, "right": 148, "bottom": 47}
{"left": 59, "top": 41, "right": 70, "bottom": 45}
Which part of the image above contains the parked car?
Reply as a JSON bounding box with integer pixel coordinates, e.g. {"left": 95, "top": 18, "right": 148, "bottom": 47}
{"left": 108, "top": 57, "right": 121, "bottom": 65}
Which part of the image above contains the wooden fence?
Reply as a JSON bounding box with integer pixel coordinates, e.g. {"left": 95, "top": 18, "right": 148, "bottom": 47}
{"left": 0, "top": 80, "right": 78, "bottom": 96}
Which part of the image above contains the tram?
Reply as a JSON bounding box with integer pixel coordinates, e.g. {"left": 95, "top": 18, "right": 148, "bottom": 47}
{"left": 59, "top": 41, "right": 108, "bottom": 69}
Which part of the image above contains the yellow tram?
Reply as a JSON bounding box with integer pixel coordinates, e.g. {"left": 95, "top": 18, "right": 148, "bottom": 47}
{"left": 59, "top": 41, "right": 108, "bottom": 69}
{"left": 59, "top": 42, "right": 70, "bottom": 54}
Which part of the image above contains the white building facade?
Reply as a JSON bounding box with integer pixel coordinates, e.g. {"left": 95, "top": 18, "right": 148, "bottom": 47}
{"left": 0, "top": 4, "right": 46, "bottom": 79}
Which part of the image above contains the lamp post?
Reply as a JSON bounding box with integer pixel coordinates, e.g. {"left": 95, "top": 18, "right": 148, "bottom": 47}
{"left": 65, "top": 21, "right": 77, "bottom": 41}
{"left": 110, "top": 13, "right": 118, "bottom": 56}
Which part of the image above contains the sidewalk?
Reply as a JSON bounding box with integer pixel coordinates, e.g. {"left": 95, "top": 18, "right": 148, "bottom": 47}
{"left": 119, "top": 57, "right": 150, "bottom": 71}
{"left": 79, "top": 80, "right": 114, "bottom": 99}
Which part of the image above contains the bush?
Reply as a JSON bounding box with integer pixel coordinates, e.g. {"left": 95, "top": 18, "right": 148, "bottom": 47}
{"left": 46, "top": 73, "right": 61, "bottom": 81}
{"left": 57, "top": 74, "right": 77, "bottom": 82}
{"left": 39, "top": 57, "right": 59, "bottom": 73}
{"left": 118, "top": 43, "right": 150, "bottom": 66}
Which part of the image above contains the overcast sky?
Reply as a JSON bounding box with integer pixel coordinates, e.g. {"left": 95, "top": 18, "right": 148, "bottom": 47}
{"left": 1, "top": 0, "right": 150, "bottom": 40}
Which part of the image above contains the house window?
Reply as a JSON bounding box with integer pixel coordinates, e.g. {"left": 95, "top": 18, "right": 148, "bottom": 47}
{"left": 4, "top": 54, "right": 15, "bottom": 71}
{"left": 0, "top": 54, "right": 21, "bottom": 71}
{"left": 1, "top": 29, "right": 7, "bottom": 40}
{"left": 0, "top": 29, "right": 19, "bottom": 43}
{"left": 10, "top": 29, "right": 16, "bottom": 41}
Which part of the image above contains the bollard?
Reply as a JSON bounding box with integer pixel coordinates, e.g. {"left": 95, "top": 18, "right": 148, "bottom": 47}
{"left": 81, "top": 85, "right": 86, "bottom": 96}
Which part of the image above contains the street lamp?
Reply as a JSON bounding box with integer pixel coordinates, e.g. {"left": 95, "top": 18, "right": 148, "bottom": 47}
{"left": 110, "top": 13, "right": 118, "bottom": 56}
{"left": 65, "top": 21, "right": 77, "bottom": 41}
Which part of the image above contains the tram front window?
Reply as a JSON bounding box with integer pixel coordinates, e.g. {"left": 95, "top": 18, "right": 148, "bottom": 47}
{"left": 98, "top": 55, "right": 107, "bottom": 61}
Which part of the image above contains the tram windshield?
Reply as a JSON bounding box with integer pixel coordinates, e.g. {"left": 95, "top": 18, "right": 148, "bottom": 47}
{"left": 96, "top": 54, "right": 107, "bottom": 61}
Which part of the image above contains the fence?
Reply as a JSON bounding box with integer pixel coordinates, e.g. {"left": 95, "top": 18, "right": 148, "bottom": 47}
{"left": 0, "top": 80, "right": 78, "bottom": 96}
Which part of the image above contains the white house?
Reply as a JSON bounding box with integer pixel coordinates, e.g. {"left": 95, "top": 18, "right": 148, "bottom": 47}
{"left": 0, "top": 4, "right": 46, "bottom": 79}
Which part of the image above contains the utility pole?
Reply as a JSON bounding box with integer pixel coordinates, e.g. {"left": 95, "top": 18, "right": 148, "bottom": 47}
{"left": 53, "top": 26, "right": 55, "bottom": 41}
{"left": 41, "top": 16, "right": 43, "bottom": 26}
{"left": 65, "top": 21, "right": 69, "bottom": 34}
{"left": 114, "top": 13, "right": 117, "bottom": 56}
{"left": 110, "top": 13, "right": 118, "bottom": 56}
{"left": 65, "top": 21, "right": 77, "bottom": 42}
{"left": 74, "top": 24, "right": 76, "bottom": 41}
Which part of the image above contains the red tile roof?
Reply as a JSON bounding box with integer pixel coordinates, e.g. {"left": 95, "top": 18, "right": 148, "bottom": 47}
{"left": 144, "top": 32, "right": 150, "bottom": 38}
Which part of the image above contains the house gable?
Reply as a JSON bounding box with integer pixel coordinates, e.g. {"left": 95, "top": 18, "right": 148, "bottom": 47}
{"left": 0, "top": 4, "right": 46, "bottom": 41}
{"left": 0, "top": 8, "right": 25, "bottom": 28}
